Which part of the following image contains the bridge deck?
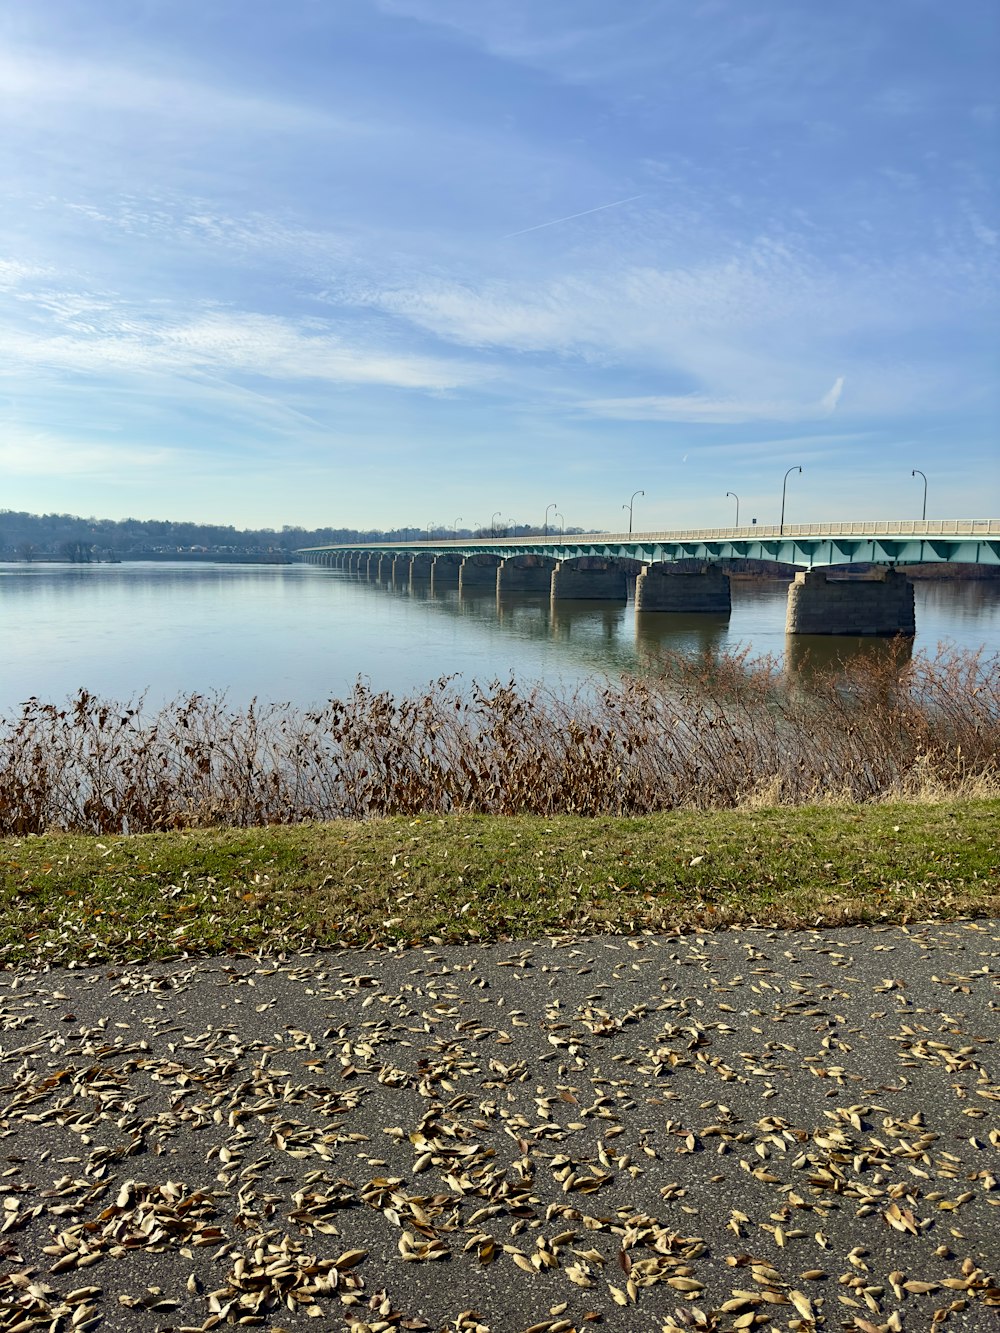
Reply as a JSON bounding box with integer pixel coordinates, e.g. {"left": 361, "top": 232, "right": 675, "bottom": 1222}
{"left": 299, "top": 519, "right": 1000, "bottom": 567}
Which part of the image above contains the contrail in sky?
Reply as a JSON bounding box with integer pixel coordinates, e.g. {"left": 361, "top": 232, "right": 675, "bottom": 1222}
{"left": 503, "top": 194, "right": 643, "bottom": 239}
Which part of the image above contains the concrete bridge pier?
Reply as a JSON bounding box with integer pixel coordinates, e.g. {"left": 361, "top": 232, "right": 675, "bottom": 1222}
{"left": 497, "top": 556, "right": 556, "bottom": 594}
{"left": 785, "top": 568, "right": 916, "bottom": 636}
{"left": 635, "top": 562, "right": 731, "bottom": 613}
{"left": 376, "top": 555, "right": 393, "bottom": 582}
{"left": 459, "top": 555, "right": 502, "bottom": 594}
{"left": 392, "top": 555, "right": 412, "bottom": 587}
{"left": 550, "top": 559, "right": 627, "bottom": 601}
{"left": 430, "top": 555, "right": 462, "bottom": 592}
{"left": 409, "top": 554, "right": 434, "bottom": 587}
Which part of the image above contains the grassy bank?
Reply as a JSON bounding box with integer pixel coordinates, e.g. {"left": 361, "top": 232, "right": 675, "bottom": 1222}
{"left": 2, "top": 799, "right": 997, "bottom": 966}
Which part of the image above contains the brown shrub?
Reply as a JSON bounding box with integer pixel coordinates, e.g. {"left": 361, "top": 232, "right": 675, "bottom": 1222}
{"left": 0, "top": 646, "right": 996, "bottom": 834}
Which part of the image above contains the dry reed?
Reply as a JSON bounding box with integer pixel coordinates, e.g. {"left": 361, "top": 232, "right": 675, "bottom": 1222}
{"left": 1, "top": 646, "right": 997, "bottom": 835}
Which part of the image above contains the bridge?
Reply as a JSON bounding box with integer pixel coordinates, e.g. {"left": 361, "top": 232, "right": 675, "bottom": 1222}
{"left": 299, "top": 518, "right": 1000, "bottom": 637}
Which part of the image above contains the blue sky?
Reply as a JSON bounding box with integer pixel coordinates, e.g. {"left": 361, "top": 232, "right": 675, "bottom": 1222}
{"left": 1, "top": 0, "right": 997, "bottom": 531}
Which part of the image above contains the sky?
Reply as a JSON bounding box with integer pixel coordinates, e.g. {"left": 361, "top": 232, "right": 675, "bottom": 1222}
{"left": 0, "top": 0, "right": 997, "bottom": 533}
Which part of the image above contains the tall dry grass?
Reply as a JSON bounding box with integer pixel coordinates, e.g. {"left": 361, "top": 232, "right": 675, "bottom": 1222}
{"left": 1, "top": 646, "right": 997, "bottom": 835}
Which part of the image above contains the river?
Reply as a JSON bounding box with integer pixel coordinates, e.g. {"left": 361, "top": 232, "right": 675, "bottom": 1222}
{"left": 2, "top": 561, "right": 998, "bottom": 714}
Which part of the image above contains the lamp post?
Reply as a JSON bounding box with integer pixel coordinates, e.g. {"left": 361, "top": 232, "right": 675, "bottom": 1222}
{"left": 726, "top": 491, "right": 740, "bottom": 527}
{"left": 544, "top": 503, "right": 557, "bottom": 537}
{"left": 779, "top": 467, "right": 801, "bottom": 535}
{"left": 623, "top": 489, "right": 644, "bottom": 535}
{"left": 425, "top": 521, "right": 436, "bottom": 541}
{"left": 554, "top": 512, "right": 564, "bottom": 534}
{"left": 491, "top": 511, "right": 501, "bottom": 537}
{"left": 912, "top": 470, "right": 927, "bottom": 521}
{"left": 453, "top": 517, "right": 462, "bottom": 537}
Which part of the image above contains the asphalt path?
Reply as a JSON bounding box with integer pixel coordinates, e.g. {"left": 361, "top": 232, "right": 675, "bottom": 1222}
{"left": 1, "top": 920, "right": 997, "bottom": 1332}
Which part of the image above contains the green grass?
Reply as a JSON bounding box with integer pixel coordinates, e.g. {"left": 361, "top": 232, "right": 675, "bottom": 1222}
{"left": 1, "top": 800, "right": 997, "bottom": 966}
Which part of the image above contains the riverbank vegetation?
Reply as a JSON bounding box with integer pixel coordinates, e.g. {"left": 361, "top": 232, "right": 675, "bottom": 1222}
{"left": 1, "top": 645, "right": 996, "bottom": 836}
{"left": 0, "top": 508, "right": 585, "bottom": 561}
{"left": 1, "top": 799, "right": 997, "bottom": 965}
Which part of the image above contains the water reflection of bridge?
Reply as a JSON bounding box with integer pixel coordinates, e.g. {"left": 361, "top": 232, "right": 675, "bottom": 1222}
{"left": 324, "top": 562, "right": 940, "bottom": 682}
{"left": 784, "top": 633, "right": 913, "bottom": 677}
{"left": 450, "top": 588, "right": 732, "bottom": 656}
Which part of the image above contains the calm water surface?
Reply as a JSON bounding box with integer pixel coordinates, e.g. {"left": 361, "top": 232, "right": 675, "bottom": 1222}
{"left": 3, "top": 561, "right": 999, "bottom": 714}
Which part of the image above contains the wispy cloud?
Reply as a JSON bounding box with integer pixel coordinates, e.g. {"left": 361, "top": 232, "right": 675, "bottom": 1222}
{"left": 0, "top": 1, "right": 994, "bottom": 524}
{"left": 820, "top": 375, "right": 845, "bottom": 414}
{"left": 580, "top": 389, "right": 842, "bottom": 426}
{"left": 0, "top": 431, "right": 180, "bottom": 477}
{"left": 364, "top": 243, "right": 970, "bottom": 425}
{"left": 0, "top": 304, "right": 481, "bottom": 393}
{"left": 0, "top": 47, "right": 364, "bottom": 139}
{"left": 0, "top": 259, "right": 50, "bottom": 288}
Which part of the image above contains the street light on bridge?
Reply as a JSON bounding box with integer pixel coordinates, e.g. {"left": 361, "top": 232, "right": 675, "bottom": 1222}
{"left": 554, "top": 512, "right": 565, "bottom": 534}
{"left": 544, "top": 503, "right": 558, "bottom": 537}
{"left": 491, "top": 511, "right": 501, "bottom": 537}
{"left": 779, "top": 467, "right": 801, "bottom": 535}
{"left": 453, "top": 516, "right": 462, "bottom": 536}
{"left": 912, "top": 470, "right": 928, "bottom": 521}
{"left": 623, "top": 489, "right": 644, "bottom": 535}
{"left": 726, "top": 491, "right": 740, "bottom": 527}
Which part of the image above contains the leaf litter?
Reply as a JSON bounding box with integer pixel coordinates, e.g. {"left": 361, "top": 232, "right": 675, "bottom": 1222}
{"left": 0, "top": 918, "right": 997, "bottom": 1331}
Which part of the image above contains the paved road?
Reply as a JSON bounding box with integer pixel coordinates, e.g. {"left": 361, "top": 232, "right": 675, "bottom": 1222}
{"left": 1, "top": 920, "right": 997, "bottom": 1332}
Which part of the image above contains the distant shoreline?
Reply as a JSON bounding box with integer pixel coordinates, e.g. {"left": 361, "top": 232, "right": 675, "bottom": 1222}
{"left": 6, "top": 555, "right": 998, "bottom": 579}
{"left": 0, "top": 553, "right": 294, "bottom": 566}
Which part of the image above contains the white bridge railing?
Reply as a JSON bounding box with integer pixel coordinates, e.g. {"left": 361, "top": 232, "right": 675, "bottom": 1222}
{"left": 343, "top": 519, "right": 1000, "bottom": 548}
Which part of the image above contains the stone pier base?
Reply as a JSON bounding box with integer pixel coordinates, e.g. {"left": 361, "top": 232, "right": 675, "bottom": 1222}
{"left": 430, "top": 558, "right": 461, "bottom": 592}
{"left": 391, "top": 556, "right": 412, "bottom": 586}
{"left": 409, "top": 557, "right": 433, "bottom": 586}
{"left": 635, "top": 563, "right": 731, "bottom": 613}
{"left": 497, "top": 559, "right": 554, "bottom": 594}
{"left": 785, "top": 569, "right": 916, "bottom": 636}
{"left": 459, "top": 557, "right": 501, "bottom": 594}
{"left": 376, "top": 555, "right": 393, "bottom": 581}
{"left": 550, "top": 562, "right": 627, "bottom": 601}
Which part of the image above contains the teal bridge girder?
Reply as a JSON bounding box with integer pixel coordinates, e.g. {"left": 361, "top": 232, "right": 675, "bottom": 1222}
{"left": 299, "top": 518, "right": 1000, "bottom": 568}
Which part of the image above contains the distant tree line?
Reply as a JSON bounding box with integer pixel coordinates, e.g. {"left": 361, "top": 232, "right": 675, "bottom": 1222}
{"left": 0, "top": 510, "right": 587, "bottom": 563}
